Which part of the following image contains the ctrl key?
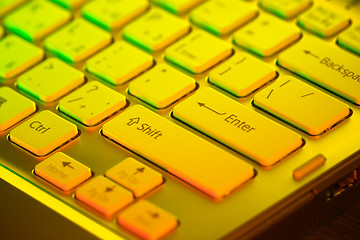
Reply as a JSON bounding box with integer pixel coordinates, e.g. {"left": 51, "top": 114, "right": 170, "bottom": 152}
{"left": 118, "top": 200, "right": 178, "bottom": 240}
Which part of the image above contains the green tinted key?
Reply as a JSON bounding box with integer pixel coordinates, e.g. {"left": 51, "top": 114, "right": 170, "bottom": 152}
{"left": 4, "top": 0, "right": 71, "bottom": 41}
{"left": 0, "top": 0, "right": 26, "bottom": 16}
{"left": 44, "top": 18, "right": 112, "bottom": 63}
{"left": 51, "top": 0, "right": 89, "bottom": 9}
{"left": 0, "top": 35, "right": 44, "bottom": 79}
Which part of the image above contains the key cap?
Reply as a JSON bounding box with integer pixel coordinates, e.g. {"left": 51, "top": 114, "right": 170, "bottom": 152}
{"left": 35, "top": 152, "right": 92, "bottom": 191}
{"left": 58, "top": 81, "right": 127, "bottom": 126}
{"left": 123, "top": 8, "right": 190, "bottom": 52}
{"left": 259, "top": 0, "right": 312, "bottom": 19}
{"left": 102, "top": 105, "right": 254, "bottom": 199}
{"left": 0, "top": 35, "right": 44, "bottom": 79}
{"left": 106, "top": 157, "right": 163, "bottom": 197}
{"left": 16, "top": 58, "right": 85, "bottom": 102}
{"left": 0, "top": 86, "right": 36, "bottom": 132}
{"left": 190, "top": 0, "right": 257, "bottom": 36}
{"left": 0, "top": 0, "right": 26, "bottom": 16}
{"left": 337, "top": 23, "right": 360, "bottom": 55}
{"left": 81, "top": 0, "right": 148, "bottom": 30}
{"left": 44, "top": 18, "right": 112, "bottom": 63}
{"left": 118, "top": 200, "right": 178, "bottom": 240}
{"left": 208, "top": 52, "right": 277, "bottom": 97}
{"left": 233, "top": 13, "right": 301, "bottom": 57}
{"left": 128, "top": 63, "right": 196, "bottom": 108}
{"left": 253, "top": 76, "right": 351, "bottom": 136}
{"left": 9, "top": 110, "right": 78, "bottom": 156}
{"left": 4, "top": 0, "right": 71, "bottom": 41}
{"left": 151, "top": 0, "right": 203, "bottom": 14}
{"left": 86, "top": 41, "right": 153, "bottom": 85}
{"left": 51, "top": 0, "right": 89, "bottom": 9}
{"left": 277, "top": 36, "right": 360, "bottom": 105}
{"left": 165, "top": 29, "right": 232, "bottom": 73}
{"left": 173, "top": 87, "right": 303, "bottom": 166}
{"left": 76, "top": 176, "right": 133, "bottom": 217}
{"left": 297, "top": 4, "right": 350, "bottom": 38}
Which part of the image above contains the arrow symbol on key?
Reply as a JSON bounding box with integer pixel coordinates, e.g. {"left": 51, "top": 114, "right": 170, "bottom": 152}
{"left": 62, "top": 162, "right": 74, "bottom": 169}
{"left": 303, "top": 50, "right": 320, "bottom": 59}
{"left": 134, "top": 167, "right": 145, "bottom": 175}
{"left": 127, "top": 117, "right": 140, "bottom": 126}
{"left": 197, "top": 102, "right": 226, "bottom": 115}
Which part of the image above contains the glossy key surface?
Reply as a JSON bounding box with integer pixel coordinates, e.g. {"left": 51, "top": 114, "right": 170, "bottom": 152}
{"left": 151, "top": 0, "right": 203, "bottom": 14}
{"left": 0, "top": 86, "right": 36, "bottom": 132}
{"left": 17, "top": 58, "right": 85, "bottom": 102}
{"left": 9, "top": 110, "right": 78, "bottom": 156}
{"left": 35, "top": 152, "right": 92, "bottom": 191}
{"left": 259, "top": 0, "right": 312, "bottom": 19}
{"left": 337, "top": 23, "right": 360, "bottom": 55}
{"left": 278, "top": 36, "right": 360, "bottom": 105}
{"left": 102, "top": 105, "right": 254, "bottom": 199}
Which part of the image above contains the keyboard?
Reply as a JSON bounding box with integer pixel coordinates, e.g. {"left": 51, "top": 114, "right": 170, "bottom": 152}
{"left": 0, "top": 0, "right": 360, "bottom": 239}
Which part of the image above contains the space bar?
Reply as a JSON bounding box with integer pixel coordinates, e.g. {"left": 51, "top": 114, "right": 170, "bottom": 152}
{"left": 102, "top": 105, "right": 254, "bottom": 200}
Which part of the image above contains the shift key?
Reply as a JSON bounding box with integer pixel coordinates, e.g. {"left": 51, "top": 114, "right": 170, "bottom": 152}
{"left": 102, "top": 104, "right": 254, "bottom": 200}
{"left": 173, "top": 88, "right": 304, "bottom": 167}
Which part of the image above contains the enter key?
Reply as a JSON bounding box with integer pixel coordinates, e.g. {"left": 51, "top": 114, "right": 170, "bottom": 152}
{"left": 173, "top": 87, "right": 304, "bottom": 167}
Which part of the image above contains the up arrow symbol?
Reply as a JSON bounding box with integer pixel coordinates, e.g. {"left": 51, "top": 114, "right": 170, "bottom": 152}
{"left": 62, "top": 162, "right": 74, "bottom": 169}
{"left": 127, "top": 117, "right": 140, "bottom": 126}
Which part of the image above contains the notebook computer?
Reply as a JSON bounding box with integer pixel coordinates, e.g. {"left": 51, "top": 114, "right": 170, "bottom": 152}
{"left": 0, "top": 0, "right": 359, "bottom": 239}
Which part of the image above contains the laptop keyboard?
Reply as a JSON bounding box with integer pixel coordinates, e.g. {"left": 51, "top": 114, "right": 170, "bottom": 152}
{"left": 1, "top": 0, "right": 360, "bottom": 239}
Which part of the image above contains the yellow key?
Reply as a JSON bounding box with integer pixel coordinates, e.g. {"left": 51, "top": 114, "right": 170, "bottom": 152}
{"left": 44, "top": 18, "right": 112, "bottom": 63}
{"left": 4, "top": 0, "right": 71, "bottom": 41}
{"left": 123, "top": 7, "right": 190, "bottom": 52}
{"left": 0, "top": 0, "right": 26, "bottom": 16}
{"left": 190, "top": 0, "right": 257, "bottom": 36}
{"left": 58, "top": 81, "right": 127, "bottom": 126}
{"left": 86, "top": 41, "right": 153, "bottom": 85}
{"left": 208, "top": 52, "right": 276, "bottom": 97}
{"left": 106, "top": 157, "right": 163, "bottom": 197}
{"left": 0, "top": 26, "right": 4, "bottom": 38}
{"left": 165, "top": 29, "right": 232, "bottom": 73}
{"left": 0, "top": 86, "right": 36, "bottom": 132}
{"left": 233, "top": 13, "right": 301, "bottom": 57}
{"left": 259, "top": 0, "right": 312, "bottom": 19}
{"left": 35, "top": 152, "right": 92, "bottom": 191}
{"left": 0, "top": 35, "right": 44, "bottom": 79}
{"left": 51, "top": 0, "right": 89, "bottom": 9}
{"left": 102, "top": 105, "right": 254, "bottom": 199}
{"left": 173, "top": 87, "right": 303, "bottom": 166}
{"left": 128, "top": 63, "right": 196, "bottom": 108}
{"left": 277, "top": 36, "right": 360, "bottom": 105}
{"left": 16, "top": 58, "right": 85, "bottom": 102}
{"left": 9, "top": 110, "right": 78, "bottom": 156}
{"left": 151, "top": 0, "right": 203, "bottom": 14}
{"left": 337, "top": 23, "right": 360, "bottom": 55}
{"left": 253, "top": 76, "right": 351, "bottom": 136}
{"left": 297, "top": 4, "right": 350, "bottom": 37}
{"left": 118, "top": 200, "right": 178, "bottom": 240}
{"left": 75, "top": 175, "right": 133, "bottom": 217}
{"left": 81, "top": 0, "right": 148, "bottom": 30}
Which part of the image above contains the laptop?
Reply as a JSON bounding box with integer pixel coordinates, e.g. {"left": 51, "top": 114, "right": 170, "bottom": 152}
{"left": 1, "top": 0, "right": 359, "bottom": 239}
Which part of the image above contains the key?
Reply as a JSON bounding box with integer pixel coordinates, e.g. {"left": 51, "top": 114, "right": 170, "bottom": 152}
{"left": 123, "top": 8, "right": 190, "bottom": 52}
{"left": 58, "top": 81, "right": 127, "bottom": 126}
{"left": 51, "top": 0, "right": 89, "bottom": 9}
{"left": 165, "top": 29, "right": 232, "bottom": 73}
{"left": 35, "top": 152, "right": 92, "bottom": 191}
{"left": 118, "top": 200, "right": 178, "bottom": 240}
{"left": 128, "top": 63, "right": 196, "bottom": 108}
{"left": 151, "top": 0, "right": 203, "bottom": 14}
{"left": 233, "top": 13, "right": 301, "bottom": 57}
{"left": 81, "top": 0, "right": 148, "bottom": 30}
{"left": 4, "top": 0, "right": 71, "bottom": 41}
{"left": 337, "top": 23, "right": 360, "bottom": 55}
{"left": 9, "top": 110, "right": 78, "bottom": 156}
{"left": 75, "top": 176, "right": 133, "bottom": 217}
{"left": 173, "top": 87, "right": 303, "bottom": 166}
{"left": 0, "top": 26, "right": 4, "bottom": 38}
{"left": 86, "top": 41, "right": 153, "bottom": 85}
{"left": 190, "top": 0, "right": 257, "bottom": 36}
{"left": 102, "top": 105, "right": 254, "bottom": 199}
{"left": 16, "top": 58, "right": 85, "bottom": 102}
{"left": 0, "top": 35, "right": 44, "bottom": 79}
{"left": 208, "top": 52, "right": 277, "bottom": 97}
{"left": 277, "top": 36, "right": 360, "bottom": 105}
{"left": 0, "top": 86, "right": 36, "bottom": 132}
{"left": 0, "top": 0, "right": 26, "bottom": 16}
{"left": 297, "top": 4, "right": 350, "bottom": 38}
{"left": 106, "top": 157, "right": 163, "bottom": 197}
{"left": 253, "top": 76, "right": 351, "bottom": 136}
{"left": 259, "top": 0, "right": 312, "bottom": 19}
{"left": 44, "top": 18, "right": 112, "bottom": 63}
